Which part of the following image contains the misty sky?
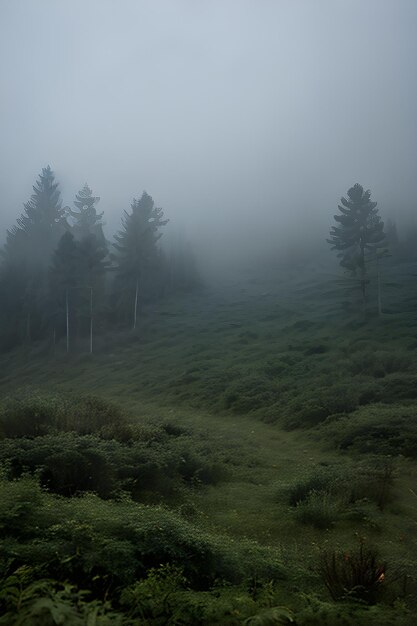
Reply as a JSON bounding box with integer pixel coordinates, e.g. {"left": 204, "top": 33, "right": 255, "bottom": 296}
{"left": 1, "top": 0, "right": 416, "bottom": 261}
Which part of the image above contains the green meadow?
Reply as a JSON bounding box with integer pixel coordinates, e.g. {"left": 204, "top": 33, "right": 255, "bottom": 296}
{"left": 1, "top": 263, "right": 417, "bottom": 624}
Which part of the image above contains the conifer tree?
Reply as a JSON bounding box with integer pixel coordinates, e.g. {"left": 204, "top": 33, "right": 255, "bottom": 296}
{"left": 113, "top": 191, "right": 168, "bottom": 328}
{"left": 1, "top": 166, "right": 68, "bottom": 343}
{"left": 8, "top": 166, "right": 68, "bottom": 268}
{"left": 69, "top": 184, "right": 105, "bottom": 244}
{"left": 327, "top": 183, "right": 386, "bottom": 309}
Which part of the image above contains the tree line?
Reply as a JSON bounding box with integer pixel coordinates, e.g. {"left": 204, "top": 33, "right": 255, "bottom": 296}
{"left": 0, "top": 166, "right": 199, "bottom": 351}
{"left": 0, "top": 171, "right": 412, "bottom": 353}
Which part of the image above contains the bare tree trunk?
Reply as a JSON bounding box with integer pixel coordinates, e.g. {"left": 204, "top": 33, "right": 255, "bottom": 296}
{"left": 90, "top": 287, "right": 93, "bottom": 354}
{"left": 26, "top": 310, "right": 31, "bottom": 343}
{"left": 360, "top": 242, "right": 366, "bottom": 316}
{"left": 133, "top": 277, "right": 139, "bottom": 330}
{"left": 376, "top": 256, "right": 382, "bottom": 317}
{"left": 66, "top": 289, "right": 70, "bottom": 353}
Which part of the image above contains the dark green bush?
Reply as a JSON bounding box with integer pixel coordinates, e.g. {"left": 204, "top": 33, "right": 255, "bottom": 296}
{"left": 348, "top": 351, "right": 412, "bottom": 378}
{"left": 222, "top": 376, "right": 280, "bottom": 413}
{"left": 120, "top": 565, "right": 290, "bottom": 625}
{"left": 0, "top": 391, "right": 66, "bottom": 438}
{"left": 294, "top": 491, "right": 341, "bottom": 529}
{"left": 283, "top": 384, "right": 358, "bottom": 428}
{"left": 317, "top": 540, "right": 386, "bottom": 604}
{"left": 0, "top": 431, "right": 228, "bottom": 500}
{"left": 0, "top": 569, "right": 127, "bottom": 625}
{"left": 0, "top": 478, "right": 286, "bottom": 590}
{"left": 294, "top": 595, "right": 410, "bottom": 626}
{"left": 0, "top": 475, "right": 43, "bottom": 538}
{"left": 282, "top": 459, "right": 396, "bottom": 514}
{"left": 0, "top": 390, "right": 130, "bottom": 441}
{"left": 319, "top": 405, "right": 417, "bottom": 458}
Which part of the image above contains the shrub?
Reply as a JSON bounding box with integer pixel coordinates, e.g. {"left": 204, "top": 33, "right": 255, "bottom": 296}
{"left": 319, "top": 405, "right": 417, "bottom": 458}
{"left": 0, "top": 570, "right": 126, "bottom": 625}
{"left": 281, "top": 459, "right": 396, "bottom": 515}
{"left": 294, "top": 491, "right": 341, "bottom": 529}
{"left": 0, "top": 475, "right": 43, "bottom": 538}
{"left": 222, "top": 376, "right": 280, "bottom": 413}
{"left": 283, "top": 385, "right": 358, "bottom": 428}
{"left": 0, "top": 426, "right": 228, "bottom": 500}
{"left": 0, "top": 479, "right": 286, "bottom": 590}
{"left": 0, "top": 390, "right": 130, "bottom": 441}
{"left": 0, "top": 391, "right": 66, "bottom": 438}
{"left": 121, "top": 566, "right": 291, "bottom": 625}
{"left": 316, "top": 540, "right": 386, "bottom": 604}
{"left": 348, "top": 350, "right": 412, "bottom": 378}
{"left": 295, "top": 595, "right": 410, "bottom": 626}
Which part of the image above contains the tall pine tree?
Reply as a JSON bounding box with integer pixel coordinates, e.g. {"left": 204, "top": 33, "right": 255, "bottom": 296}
{"left": 327, "top": 183, "right": 387, "bottom": 310}
{"left": 113, "top": 192, "right": 168, "bottom": 328}
{"left": 7, "top": 166, "right": 68, "bottom": 268}
{"left": 1, "top": 166, "right": 68, "bottom": 343}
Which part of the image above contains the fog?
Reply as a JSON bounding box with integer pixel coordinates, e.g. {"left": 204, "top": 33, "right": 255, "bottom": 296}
{"left": 1, "top": 0, "right": 416, "bottom": 271}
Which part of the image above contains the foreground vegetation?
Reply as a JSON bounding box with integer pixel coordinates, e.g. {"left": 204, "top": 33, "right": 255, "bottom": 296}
{"left": 1, "top": 264, "right": 417, "bottom": 624}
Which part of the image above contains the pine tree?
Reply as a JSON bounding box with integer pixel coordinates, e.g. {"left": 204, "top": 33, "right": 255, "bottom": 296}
{"left": 69, "top": 184, "right": 106, "bottom": 244}
{"left": 327, "top": 183, "right": 386, "bottom": 309}
{"left": 1, "top": 166, "right": 68, "bottom": 343}
{"left": 113, "top": 191, "right": 168, "bottom": 328}
{"left": 8, "top": 166, "right": 68, "bottom": 268}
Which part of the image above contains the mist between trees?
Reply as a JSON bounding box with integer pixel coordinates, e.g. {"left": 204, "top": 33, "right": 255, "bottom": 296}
{"left": 0, "top": 166, "right": 415, "bottom": 354}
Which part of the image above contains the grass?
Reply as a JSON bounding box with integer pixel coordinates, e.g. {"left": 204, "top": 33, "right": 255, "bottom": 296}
{"left": 1, "top": 262, "right": 417, "bottom": 622}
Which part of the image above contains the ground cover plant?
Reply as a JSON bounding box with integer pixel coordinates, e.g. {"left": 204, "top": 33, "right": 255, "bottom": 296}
{"left": 0, "top": 267, "right": 417, "bottom": 623}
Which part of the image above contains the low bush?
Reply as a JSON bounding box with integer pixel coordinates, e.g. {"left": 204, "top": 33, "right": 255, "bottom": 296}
{"left": 283, "top": 384, "right": 359, "bottom": 428}
{"left": 316, "top": 540, "right": 386, "bottom": 604}
{"left": 281, "top": 458, "right": 396, "bottom": 518}
{"left": 0, "top": 390, "right": 130, "bottom": 441}
{"left": 0, "top": 477, "right": 286, "bottom": 591}
{"left": 319, "top": 405, "right": 417, "bottom": 458}
{"left": 348, "top": 350, "right": 412, "bottom": 378}
{"left": 222, "top": 376, "right": 280, "bottom": 414}
{"left": 294, "top": 491, "right": 341, "bottom": 529}
{"left": 294, "top": 595, "right": 411, "bottom": 626}
{"left": 0, "top": 569, "right": 125, "bottom": 626}
{"left": 0, "top": 432, "right": 228, "bottom": 500}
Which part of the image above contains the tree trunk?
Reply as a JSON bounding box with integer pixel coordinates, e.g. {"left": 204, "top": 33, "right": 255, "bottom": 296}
{"left": 360, "top": 241, "right": 366, "bottom": 315}
{"left": 66, "top": 289, "right": 70, "bottom": 353}
{"left": 90, "top": 287, "right": 93, "bottom": 354}
{"left": 26, "top": 310, "right": 31, "bottom": 343}
{"left": 376, "top": 257, "right": 382, "bottom": 317}
{"left": 133, "top": 277, "right": 139, "bottom": 330}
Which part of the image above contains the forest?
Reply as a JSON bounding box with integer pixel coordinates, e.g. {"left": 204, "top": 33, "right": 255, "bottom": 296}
{"left": 0, "top": 166, "right": 199, "bottom": 353}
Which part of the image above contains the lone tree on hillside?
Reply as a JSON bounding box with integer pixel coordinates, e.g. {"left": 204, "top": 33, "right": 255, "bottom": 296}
{"left": 113, "top": 191, "right": 168, "bottom": 329}
{"left": 327, "top": 183, "right": 387, "bottom": 311}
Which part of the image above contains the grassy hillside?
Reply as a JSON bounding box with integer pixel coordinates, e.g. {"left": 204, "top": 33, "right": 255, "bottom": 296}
{"left": 1, "top": 262, "right": 417, "bottom": 624}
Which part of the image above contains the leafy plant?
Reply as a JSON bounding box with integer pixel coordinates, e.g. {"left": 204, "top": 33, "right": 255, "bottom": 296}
{"left": 317, "top": 540, "right": 386, "bottom": 604}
